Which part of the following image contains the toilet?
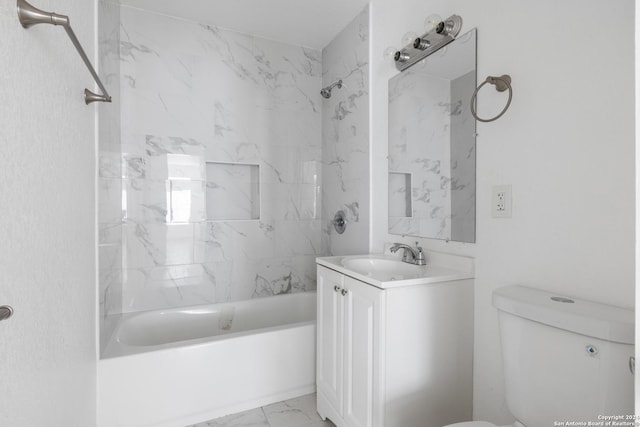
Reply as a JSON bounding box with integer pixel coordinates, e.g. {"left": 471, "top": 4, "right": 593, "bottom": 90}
{"left": 447, "top": 285, "right": 635, "bottom": 427}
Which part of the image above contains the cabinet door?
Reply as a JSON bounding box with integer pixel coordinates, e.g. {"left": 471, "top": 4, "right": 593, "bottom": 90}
{"left": 343, "top": 276, "right": 382, "bottom": 427}
{"left": 317, "top": 266, "right": 344, "bottom": 416}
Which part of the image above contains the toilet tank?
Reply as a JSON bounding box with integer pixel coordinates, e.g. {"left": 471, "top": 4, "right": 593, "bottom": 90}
{"left": 493, "top": 285, "right": 634, "bottom": 426}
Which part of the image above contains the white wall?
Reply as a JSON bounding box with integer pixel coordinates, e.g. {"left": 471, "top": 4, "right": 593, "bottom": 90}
{"left": 0, "top": 0, "right": 97, "bottom": 425}
{"left": 370, "top": 0, "right": 635, "bottom": 423}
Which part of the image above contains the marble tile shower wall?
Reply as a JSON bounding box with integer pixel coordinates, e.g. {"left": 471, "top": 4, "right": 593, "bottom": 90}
{"left": 107, "top": 6, "right": 325, "bottom": 314}
{"left": 321, "top": 6, "right": 370, "bottom": 256}
{"left": 98, "top": 0, "right": 122, "bottom": 350}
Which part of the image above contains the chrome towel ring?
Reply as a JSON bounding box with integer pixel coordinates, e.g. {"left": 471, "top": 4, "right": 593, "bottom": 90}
{"left": 470, "top": 75, "right": 512, "bottom": 123}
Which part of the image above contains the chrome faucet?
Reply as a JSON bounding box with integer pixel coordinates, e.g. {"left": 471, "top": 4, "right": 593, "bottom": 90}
{"left": 390, "top": 242, "right": 427, "bottom": 265}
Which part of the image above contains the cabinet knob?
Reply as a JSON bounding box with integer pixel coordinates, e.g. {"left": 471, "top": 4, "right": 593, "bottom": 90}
{"left": 334, "top": 285, "right": 341, "bottom": 293}
{"left": 341, "top": 289, "right": 348, "bottom": 296}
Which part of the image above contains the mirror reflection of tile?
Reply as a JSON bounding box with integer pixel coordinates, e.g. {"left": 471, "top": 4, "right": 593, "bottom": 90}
{"left": 388, "top": 29, "right": 476, "bottom": 243}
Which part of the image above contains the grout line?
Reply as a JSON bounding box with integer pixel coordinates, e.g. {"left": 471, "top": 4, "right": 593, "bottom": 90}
{"left": 260, "top": 405, "right": 271, "bottom": 427}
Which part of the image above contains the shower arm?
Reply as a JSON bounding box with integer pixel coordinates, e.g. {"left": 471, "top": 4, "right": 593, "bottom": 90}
{"left": 328, "top": 80, "right": 342, "bottom": 91}
{"left": 17, "top": 0, "right": 112, "bottom": 104}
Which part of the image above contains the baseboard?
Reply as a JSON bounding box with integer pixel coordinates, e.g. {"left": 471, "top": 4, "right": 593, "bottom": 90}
{"left": 151, "top": 384, "right": 317, "bottom": 427}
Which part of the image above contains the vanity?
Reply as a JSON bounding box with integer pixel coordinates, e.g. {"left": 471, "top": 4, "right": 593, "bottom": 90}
{"left": 315, "top": 252, "right": 474, "bottom": 427}
{"left": 316, "top": 14, "right": 478, "bottom": 427}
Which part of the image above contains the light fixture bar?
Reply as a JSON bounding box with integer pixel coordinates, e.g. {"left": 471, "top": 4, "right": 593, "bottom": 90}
{"left": 394, "top": 14, "right": 463, "bottom": 72}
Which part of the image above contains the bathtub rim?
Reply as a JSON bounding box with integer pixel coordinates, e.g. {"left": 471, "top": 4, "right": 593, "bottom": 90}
{"left": 101, "top": 292, "right": 317, "bottom": 360}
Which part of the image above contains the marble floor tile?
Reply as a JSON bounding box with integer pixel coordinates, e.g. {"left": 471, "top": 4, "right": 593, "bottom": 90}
{"left": 263, "top": 393, "right": 326, "bottom": 426}
{"left": 187, "top": 393, "right": 335, "bottom": 427}
{"left": 187, "top": 407, "right": 269, "bottom": 427}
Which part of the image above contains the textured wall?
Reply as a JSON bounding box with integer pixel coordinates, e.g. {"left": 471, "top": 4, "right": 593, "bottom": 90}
{"left": 0, "top": 0, "right": 97, "bottom": 424}
{"left": 106, "top": 6, "right": 324, "bottom": 314}
{"left": 321, "top": 6, "right": 370, "bottom": 256}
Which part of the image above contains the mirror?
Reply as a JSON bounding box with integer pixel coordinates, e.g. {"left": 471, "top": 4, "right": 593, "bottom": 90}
{"left": 388, "top": 29, "right": 476, "bottom": 243}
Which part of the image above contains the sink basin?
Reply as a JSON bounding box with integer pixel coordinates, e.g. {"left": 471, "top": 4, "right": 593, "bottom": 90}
{"left": 341, "top": 256, "right": 421, "bottom": 278}
{"left": 317, "top": 254, "right": 474, "bottom": 289}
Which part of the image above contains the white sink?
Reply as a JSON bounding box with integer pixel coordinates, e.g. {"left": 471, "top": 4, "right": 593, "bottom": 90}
{"left": 341, "top": 255, "right": 422, "bottom": 278}
{"left": 317, "top": 254, "right": 474, "bottom": 289}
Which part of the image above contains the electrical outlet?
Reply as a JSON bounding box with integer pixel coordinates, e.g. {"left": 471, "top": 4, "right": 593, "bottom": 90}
{"left": 492, "top": 185, "right": 512, "bottom": 218}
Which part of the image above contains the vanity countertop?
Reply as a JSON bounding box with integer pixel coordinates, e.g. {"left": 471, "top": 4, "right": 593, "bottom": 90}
{"left": 316, "top": 254, "right": 474, "bottom": 289}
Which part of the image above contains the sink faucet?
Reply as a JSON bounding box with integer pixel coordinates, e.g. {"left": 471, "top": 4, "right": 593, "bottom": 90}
{"left": 390, "top": 242, "right": 426, "bottom": 265}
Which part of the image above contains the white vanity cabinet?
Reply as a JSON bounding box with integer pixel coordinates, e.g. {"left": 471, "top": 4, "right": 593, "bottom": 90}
{"left": 317, "top": 266, "right": 382, "bottom": 427}
{"left": 316, "top": 257, "right": 474, "bottom": 427}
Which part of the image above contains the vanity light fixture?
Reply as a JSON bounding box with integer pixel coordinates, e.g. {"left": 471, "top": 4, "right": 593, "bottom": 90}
{"left": 391, "top": 14, "right": 463, "bottom": 71}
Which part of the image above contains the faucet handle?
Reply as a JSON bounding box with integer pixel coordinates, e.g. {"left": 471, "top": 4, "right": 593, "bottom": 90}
{"left": 414, "top": 242, "right": 427, "bottom": 265}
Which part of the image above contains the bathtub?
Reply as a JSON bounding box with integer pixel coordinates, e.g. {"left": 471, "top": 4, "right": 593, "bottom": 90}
{"left": 98, "top": 292, "right": 316, "bottom": 427}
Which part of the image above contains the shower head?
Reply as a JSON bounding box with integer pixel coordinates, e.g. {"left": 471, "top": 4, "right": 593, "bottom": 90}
{"left": 320, "top": 80, "right": 343, "bottom": 99}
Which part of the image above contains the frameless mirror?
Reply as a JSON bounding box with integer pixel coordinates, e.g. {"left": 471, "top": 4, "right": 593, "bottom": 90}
{"left": 388, "top": 29, "right": 476, "bottom": 243}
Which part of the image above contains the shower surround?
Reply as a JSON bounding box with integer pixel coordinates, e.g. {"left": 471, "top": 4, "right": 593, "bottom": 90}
{"left": 98, "top": 3, "right": 370, "bottom": 353}
{"left": 101, "top": 5, "right": 324, "bottom": 319}
{"left": 96, "top": 3, "right": 370, "bottom": 420}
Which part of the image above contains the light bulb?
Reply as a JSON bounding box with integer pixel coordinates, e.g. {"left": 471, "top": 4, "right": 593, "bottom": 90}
{"left": 424, "top": 14, "right": 442, "bottom": 33}
{"left": 401, "top": 31, "right": 418, "bottom": 46}
{"left": 383, "top": 46, "right": 399, "bottom": 61}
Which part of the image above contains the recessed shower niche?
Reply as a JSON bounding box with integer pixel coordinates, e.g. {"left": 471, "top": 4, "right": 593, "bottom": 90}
{"left": 205, "top": 162, "right": 260, "bottom": 220}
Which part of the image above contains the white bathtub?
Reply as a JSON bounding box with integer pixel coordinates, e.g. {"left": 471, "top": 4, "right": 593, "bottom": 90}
{"left": 98, "top": 292, "right": 316, "bottom": 427}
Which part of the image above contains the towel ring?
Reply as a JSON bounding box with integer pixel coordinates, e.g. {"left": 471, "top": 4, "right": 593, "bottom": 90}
{"left": 470, "top": 75, "right": 512, "bottom": 123}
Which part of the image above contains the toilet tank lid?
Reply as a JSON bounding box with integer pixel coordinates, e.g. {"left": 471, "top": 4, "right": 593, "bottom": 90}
{"left": 492, "top": 285, "right": 634, "bottom": 345}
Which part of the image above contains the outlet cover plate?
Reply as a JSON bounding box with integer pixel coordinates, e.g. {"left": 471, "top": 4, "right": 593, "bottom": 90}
{"left": 492, "top": 185, "right": 512, "bottom": 218}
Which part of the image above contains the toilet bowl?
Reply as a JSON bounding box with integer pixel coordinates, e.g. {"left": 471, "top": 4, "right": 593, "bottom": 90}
{"left": 444, "top": 285, "right": 634, "bottom": 427}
